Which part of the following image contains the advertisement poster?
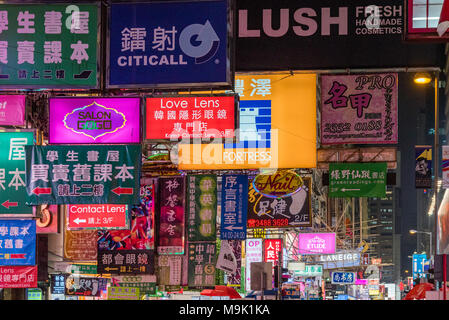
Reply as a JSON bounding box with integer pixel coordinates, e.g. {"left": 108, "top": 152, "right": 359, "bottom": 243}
{"left": 25, "top": 145, "right": 141, "bottom": 205}
{"left": 36, "top": 204, "right": 58, "bottom": 234}
{"left": 49, "top": 97, "right": 141, "bottom": 144}
{"left": 186, "top": 175, "right": 217, "bottom": 242}
{"left": 65, "top": 275, "right": 107, "bottom": 296}
{"left": 0, "top": 131, "right": 34, "bottom": 215}
{"left": 0, "top": 95, "right": 26, "bottom": 126}
{"left": 220, "top": 174, "right": 248, "bottom": 240}
{"left": 0, "top": 219, "right": 35, "bottom": 266}
{"left": 158, "top": 176, "right": 185, "bottom": 255}
{"left": 247, "top": 177, "right": 311, "bottom": 228}
{"left": 245, "top": 239, "right": 262, "bottom": 292}
{"left": 298, "top": 233, "right": 336, "bottom": 255}
{"left": 63, "top": 228, "right": 97, "bottom": 261}
{"left": 0, "top": 266, "right": 37, "bottom": 288}
{"left": 187, "top": 242, "right": 216, "bottom": 287}
{"left": 146, "top": 95, "right": 236, "bottom": 140}
{"left": 321, "top": 73, "right": 398, "bottom": 145}
{"left": 108, "top": 0, "right": 230, "bottom": 88}
{"left": 443, "top": 146, "right": 449, "bottom": 189}
{"left": 0, "top": 4, "right": 98, "bottom": 88}
{"left": 415, "top": 146, "right": 432, "bottom": 188}
{"left": 329, "top": 162, "right": 387, "bottom": 198}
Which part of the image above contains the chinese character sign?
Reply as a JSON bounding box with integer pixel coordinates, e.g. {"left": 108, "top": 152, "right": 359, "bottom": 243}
{"left": 145, "top": 96, "right": 236, "bottom": 140}
{"left": 245, "top": 239, "right": 262, "bottom": 292}
{"left": 51, "top": 274, "right": 66, "bottom": 294}
{"left": 187, "top": 242, "right": 216, "bottom": 288}
{"left": 158, "top": 176, "right": 185, "bottom": 255}
{"left": 0, "top": 95, "right": 26, "bottom": 126}
{"left": 63, "top": 229, "right": 97, "bottom": 261}
{"left": 0, "top": 219, "right": 36, "bottom": 265}
{"left": 331, "top": 272, "right": 356, "bottom": 285}
{"left": 220, "top": 174, "right": 248, "bottom": 240}
{"left": 321, "top": 73, "right": 398, "bottom": 145}
{"left": 49, "top": 97, "right": 141, "bottom": 144}
{"left": 415, "top": 146, "right": 432, "bottom": 189}
{"left": 0, "top": 4, "right": 98, "bottom": 88}
{"left": 108, "top": 0, "right": 229, "bottom": 88}
{"left": 0, "top": 131, "right": 34, "bottom": 215}
{"left": 0, "top": 266, "right": 37, "bottom": 288}
{"left": 65, "top": 275, "right": 107, "bottom": 296}
{"left": 25, "top": 145, "right": 141, "bottom": 205}
{"left": 247, "top": 177, "right": 312, "bottom": 228}
{"left": 329, "top": 162, "right": 387, "bottom": 198}
{"left": 264, "top": 239, "right": 282, "bottom": 266}
{"left": 186, "top": 175, "right": 217, "bottom": 242}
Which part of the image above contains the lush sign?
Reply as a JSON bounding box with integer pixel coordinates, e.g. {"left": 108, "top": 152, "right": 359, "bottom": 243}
{"left": 253, "top": 170, "right": 303, "bottom": 198}
{"left": 49, "top": 97, "right": 141, "bottom": 144}
{"left": 0, "top": 4, "right": 98, "bottom": 88}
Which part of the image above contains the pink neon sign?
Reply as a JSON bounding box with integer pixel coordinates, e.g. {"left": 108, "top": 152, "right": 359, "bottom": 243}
{"left": 298, "top": 233, "right": 336, "bottom": 255}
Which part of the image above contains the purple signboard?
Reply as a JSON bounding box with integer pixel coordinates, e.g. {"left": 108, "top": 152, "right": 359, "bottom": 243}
{"left": 298, "top": 233, "right": 336, "bottom": 255}
{"left": 49, "top": 97, "right": 141, "bottom": 144}
{"left": 321, "top": 73, "right": 398, "bottom": 145}
{"left": 0, "top": 95, "right": 26, "bottom": 126}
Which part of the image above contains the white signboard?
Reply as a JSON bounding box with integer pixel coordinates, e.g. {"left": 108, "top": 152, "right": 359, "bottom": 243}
{"left": 245, "top": 239, "right": 262, "bottom": 291}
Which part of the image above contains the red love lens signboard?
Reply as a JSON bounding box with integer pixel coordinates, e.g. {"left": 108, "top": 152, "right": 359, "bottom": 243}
{"left": 145, "top": 95, "right": 237, "bottom": 140}
{"left": 0, "top": 266, "right": 37, "bottom": 288}
{"left": 67, "top": 204, "right": 129, "bottom": 229}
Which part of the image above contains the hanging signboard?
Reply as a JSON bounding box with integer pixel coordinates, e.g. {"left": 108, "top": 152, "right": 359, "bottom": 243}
{"left": 0, "top": 95, "right": 26, "bottom": 126}
{"left": 49, "top": 97, "right": 141, "bottom": 144}
{"left": 443, "top": 146, "right": 449, "bottom": 189}
{"left": 321, "top": 73, "right": 398, "bottom": 145}
{"left": 331, "top": 272, "right": 356, "bottom": 285}
{"left": 245, "top": 239, "right": 262, "bottom": 292}
{"left": 0, "top": 219, "right": 36, "bottom": 266}
{"left": 415, "top": 146, "right": 432, "bottom": 189}
{"left": 177, "top": 73, "right": 317, "bottom": 169}
{"left": 65, "top": 275, "right": 107, "bottom": 296}
{"left": 67, "top": 204, "right": 129, "bottom": 230}
{"left": 25, "top": 145, "right": 141, "bottom": 205}
{"left": 108, "top": 0, "right": 231, "bottom": 89}
{"left": 186, "top": 175, "right": 217, "bottom": 242}
{"left": 145, "top": 95, "right": 237, "bottom": 140}
{"left": 187, "top": 242, "right": 216, "bottom": 287}
{"left": 0, "top": 266, "right": 37, "bottom": 288}
{"left": 111, "top": 275, "right": 157, "bottom": 295}
{"left": 314, "top": 250, "right": 362, "bottom": 269}
{"left": 329, "top": 162, "right": 387, "bottom": 198}
{"left": 0, "top": 131, "right": 34, "bottom": 215}
{"left": 158, "top": 176, "right": 185, "bottom": 255}
{"left": 51, "top": 274, "right": 66, "bottom": 295}
{"left": 298, "top": 233, "right": 336, "bottom": 255}
{"left": 0, "top": 4, "right": 98, "bottom": 88}
{"left": 63, "top": 228, "right": 97, "bottom": 261}
{"left": 253, "top": 170, "right": 303, "bottom": 198}
{"left": 216, "top": 240, "right": 238, "bottom": 274}
{"left": 247, "top": 176, "right": 312, "bottom": 228}
{"left": 227, "top": 240, "right": 242, "bottom": 286}
{"left": 108, "top": 287, "right": 140, "bottom": 300}
{"left": 264, "top": 239, "right": 282, "bottom": 266}
{"left": 220, "top": 174, "right": 248, "bottom": 240}
{"left": 158, "top": 255, "right": 184, "bottom": 286}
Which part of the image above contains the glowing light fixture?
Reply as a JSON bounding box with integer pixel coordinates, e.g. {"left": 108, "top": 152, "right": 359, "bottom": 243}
{"left": 414, "top": 72, "right": 432, "bottom": 85}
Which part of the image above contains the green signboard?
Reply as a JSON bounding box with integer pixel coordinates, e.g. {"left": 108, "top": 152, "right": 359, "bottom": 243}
{"left": 186, "top": 175, "right": 217, "bottom": 242}
{"left": 25, "top": 145, "right": 141, "bottom": 205}
{"left": 108, "top": 286, "right": 140, "bottom": 300}
{"left": 0, "top": 131, "right": 34, "bottom": 215}
{"left": 27, "top": 288, "right": 43, "bottom": 300}
{"left": 329, "top": 162, "right": 387, "bottom": 198}
{"left": 0, "top": 4, "right": 98, "bottom": 88}
{"left": 71, "top": 264, "right": 97, "bottom": 274}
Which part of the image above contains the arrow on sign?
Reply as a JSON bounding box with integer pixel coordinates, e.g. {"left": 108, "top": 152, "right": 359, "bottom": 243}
{"left": 341, "top": 188, "right": 361, "bottom": 192}
{"left": 112, "top": 187, "right": 133, "bottom": 196}
{"left": 73, "top": 218, "right": 87, "bottom": 225}
{"left": 224, "top": 225, "right": 243, "bottom": 231}
{"left": 32, "top": 187, "right": 52, "bottom": 195}
{"left": 1, "top": 200, "right": 18, "bottom": 209}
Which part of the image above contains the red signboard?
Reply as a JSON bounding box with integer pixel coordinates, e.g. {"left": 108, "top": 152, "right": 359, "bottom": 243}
{"left": 264, "top": 239, "right": 282, "bottom": 266}
{"left": 0, "top": 266, "right": 37, "bottom": 288}
{"left": 67, "top": 204, "right": 128, "bottom": 229}
{"left": 146, "top": 95, "right": 236, "bottom": 140}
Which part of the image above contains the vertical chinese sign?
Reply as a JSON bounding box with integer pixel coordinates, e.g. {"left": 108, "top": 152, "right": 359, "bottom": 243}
{"left": 0, "top": 95, "right": 26, "bottom": 126}
{"left": 321, "top": 73, "right": 398, "bottom": 145}
{"left": 245, "top": 239, "right": 262, "bottom": 291}
{"left": 415, "top": 146, "right": 432, "bottom": 188}
{"left": 186, "top": 175, "right": 217, "bottom": 242}
{"left": 25, "top": 145, "right": 141, "bottom": 205}
{"left": 0, "top": 131, "right": 34, "bottom": 215}
{"left": 187, "top": 242, "right": 216, "bottom": 287}
{"left": 158, "top": 176, "right": 185, "bottom": 255}
{"left": 0, "top": 4, "right": 98, "bottom": 88}
{"left": 264, "top": 239, "right": 282, "bottom": 267}
{"left": 220, "top": 174, "right": 248, "bottom": 240}
{"left": 0, "top": 219, "right": 36, "bottom": 266}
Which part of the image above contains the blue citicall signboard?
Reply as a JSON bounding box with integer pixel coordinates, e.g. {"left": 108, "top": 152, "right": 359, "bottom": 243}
{"left": 108, "top": 0, "right": 230, "bottom": 89}
{"left": 220, "top": 174, "right": 248, "bottom": 240}
{"left": 413, "top": 253, "right": 427, "bottom": 279}
{"left": 0, "top": 219, "right": 36, "bottom": 265}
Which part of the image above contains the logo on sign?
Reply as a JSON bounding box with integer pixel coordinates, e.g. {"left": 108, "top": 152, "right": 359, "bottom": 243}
{"left": 307, "top": 236, "right": 326, "bottom": 253}
{"left": 63, "top": 102, "right": 127, "bottom": 140}
{"left": 253, "top": 170, "right": 303, "bottom": 198}
{"left": 179, "top": 20, "right": 220, "bottom": 64}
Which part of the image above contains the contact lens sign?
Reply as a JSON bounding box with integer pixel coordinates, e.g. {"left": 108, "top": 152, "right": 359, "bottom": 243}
{"left": 67, "top": 204, "right": 129, "bottom": 230}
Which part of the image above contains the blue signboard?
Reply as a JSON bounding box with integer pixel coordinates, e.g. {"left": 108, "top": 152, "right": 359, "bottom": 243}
{"left": 51, "top": 274, "right": 66, "bottom": 295}
{"left": 413, "top": 254, "right": 427, "bottom": 279}
{"left": 0, "top": 219, "right": 36, "bottom": 266}
{"left": 108, "top": 0, "right": 230, "bottom": 88}
{"left": 220, "top": 175, "right": 248, "bottom": 240}
{"left": 331, "top": 272, "right": 356, "bottom": 285}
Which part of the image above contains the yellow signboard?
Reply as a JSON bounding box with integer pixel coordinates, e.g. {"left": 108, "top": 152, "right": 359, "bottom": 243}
{"left": 177, "top": 73, "right": 317, "bottom": 169}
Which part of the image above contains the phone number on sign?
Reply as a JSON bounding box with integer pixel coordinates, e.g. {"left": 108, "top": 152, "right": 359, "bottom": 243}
{"left": 247, "top": 219, "right": 289, "bottom": 228}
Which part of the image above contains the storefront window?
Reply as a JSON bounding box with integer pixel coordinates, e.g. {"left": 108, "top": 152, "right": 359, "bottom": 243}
{"left": 408, "top": 0, "right": 444, "bottom": 33}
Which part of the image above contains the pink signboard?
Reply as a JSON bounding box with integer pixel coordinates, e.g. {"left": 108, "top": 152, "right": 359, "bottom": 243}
{"left": 298, "top": 233, "right": 336, "bottom": 255}
{"left": 49, "top": 97, "right": 141, "bottom": 144}
{"left": 0, "top": 266, "right": 37, "bottom": 288}
{"left": 0, "top": 95, "right": 26, "bottom": 126}
{"left": 67, "top": 204, "right": 129, "bottom": 229}
{"left": 321, "top": 73, "right": 398, "bottom": 145}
